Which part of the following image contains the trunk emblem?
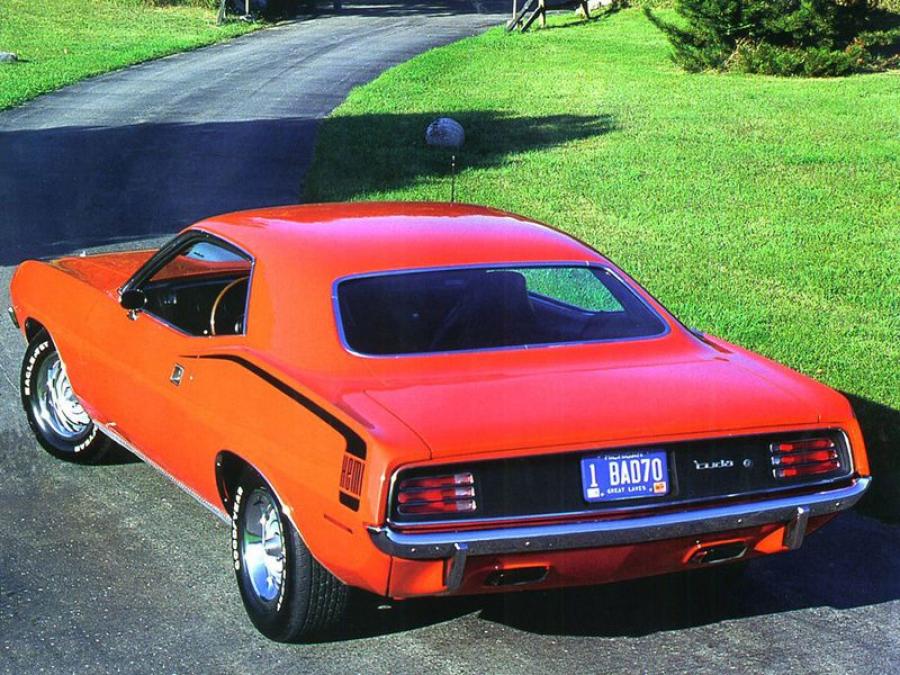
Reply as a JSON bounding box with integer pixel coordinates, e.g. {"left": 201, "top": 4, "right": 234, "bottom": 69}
{"left": 694, "top": 459, "right": 735, "bottom": 470}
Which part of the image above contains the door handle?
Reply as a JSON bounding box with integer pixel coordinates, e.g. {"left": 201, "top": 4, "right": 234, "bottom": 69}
{"left": 170, "top": 364, "right": 185, "bottom": 386}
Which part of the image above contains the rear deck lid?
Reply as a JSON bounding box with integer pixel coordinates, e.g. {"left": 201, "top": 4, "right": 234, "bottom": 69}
{"left": 366, "top": 358, "right": 821, "bottom": 458}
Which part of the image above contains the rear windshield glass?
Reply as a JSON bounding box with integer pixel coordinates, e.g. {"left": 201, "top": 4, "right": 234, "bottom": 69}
{"left": 336, "top": 265, "right": 667, "bottom": 355}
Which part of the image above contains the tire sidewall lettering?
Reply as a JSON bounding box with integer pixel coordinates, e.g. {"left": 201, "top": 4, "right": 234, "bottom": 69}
{"left": 22, "top": 333, "right": 104, "bottom": 462}
{"left": 232, "top": 486, "right": 243, "bottom": 572}
{"left": 72, "top": 426, "right": 97, "bottom": 454}
{"left": 233, "top": 479, "right": 289, "bottom": 617}
{"left": 23, "top": 340, "right": 49, "bottom": 397}
{"left": 275, "top": 536, "right": 287, "bottom": 612}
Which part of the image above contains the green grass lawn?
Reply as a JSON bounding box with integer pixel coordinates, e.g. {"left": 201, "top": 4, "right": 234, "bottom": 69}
{"left": 0, "top": 0, "right": 259, "bottom": 110}
{"left": 306, "top": 9, "right": 900, "bottom": 520}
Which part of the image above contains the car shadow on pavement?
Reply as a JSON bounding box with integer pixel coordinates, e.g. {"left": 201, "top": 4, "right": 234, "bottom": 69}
{"left": 98, "top": 444, "right": 143, "bottom": 465}
{"left": 845, "top": 393, "right": 900, "bottom": 523}
{"left": 317, "top": 511, "right": 899, "bottom": 641}
{"left": 316, "top": 591, "right": 486, "bottom": 641}
{"left": 479, "top": 511, "right": 900, "bottom": 637}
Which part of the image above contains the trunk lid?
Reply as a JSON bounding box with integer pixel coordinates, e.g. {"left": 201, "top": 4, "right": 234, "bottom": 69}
{"left": 366, "top": 357, "right": 821, "bottom": 458}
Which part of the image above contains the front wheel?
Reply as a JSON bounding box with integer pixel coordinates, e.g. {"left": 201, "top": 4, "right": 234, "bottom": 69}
{"left": 20, "top": 330, "right": 112, "bottom": 463}
{"left": 232, "top": 467, "right": 349, "bottom": 642}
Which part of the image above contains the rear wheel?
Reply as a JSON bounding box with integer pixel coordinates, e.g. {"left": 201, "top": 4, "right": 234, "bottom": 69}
{"left": 20, "top": 330, "right": 112, "bottom": 463}
{"left": 231, "top": 467, "right": 349, "bottom": 642}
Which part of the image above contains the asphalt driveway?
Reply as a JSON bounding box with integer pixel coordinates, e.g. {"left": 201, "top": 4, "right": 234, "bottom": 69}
{"left": 1, "top": 2, "right": 899, "bottom": 673}
{"left": 0, "top": 0, "right": 505, "bottom": 264}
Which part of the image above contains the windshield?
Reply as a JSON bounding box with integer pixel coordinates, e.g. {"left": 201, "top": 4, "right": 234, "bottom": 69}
{"left": 336, "top": 265, "right": 668, "bottom": 355}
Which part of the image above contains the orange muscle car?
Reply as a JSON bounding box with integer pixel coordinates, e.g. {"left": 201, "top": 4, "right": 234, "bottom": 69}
{"left": 8, "top": 203, "right": 871, "bottom": 641}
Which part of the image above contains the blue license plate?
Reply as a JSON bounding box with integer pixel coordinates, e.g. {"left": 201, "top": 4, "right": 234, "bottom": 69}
{"left": 581, "top": 450, "right": 670, "bottom": 502}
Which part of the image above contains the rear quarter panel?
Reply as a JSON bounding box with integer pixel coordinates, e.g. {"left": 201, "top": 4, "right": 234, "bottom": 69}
{"left": 699, "top": 333, "right": 869, "bottom": 476}
{"left": 182, "top": 352, "right": 429, "bottom": 595}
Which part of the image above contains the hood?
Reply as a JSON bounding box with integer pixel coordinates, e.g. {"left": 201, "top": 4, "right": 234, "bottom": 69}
{"left": 365, "top": 357, "right": 822, "bottom": 458}
{"left": 52, "top": 251, "right": 154, "bottom": 292}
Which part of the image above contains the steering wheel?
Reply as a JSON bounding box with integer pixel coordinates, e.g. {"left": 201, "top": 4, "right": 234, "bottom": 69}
{"left": 210, "top": 277, "right": 249, "bottom": 336}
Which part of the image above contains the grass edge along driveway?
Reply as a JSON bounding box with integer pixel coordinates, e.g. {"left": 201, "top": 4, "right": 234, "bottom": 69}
{"left": 305, "top": 9, "right": 900, "bottom": 522}
{"left": 0, "top": 0, "right": 260, "bottom": 111}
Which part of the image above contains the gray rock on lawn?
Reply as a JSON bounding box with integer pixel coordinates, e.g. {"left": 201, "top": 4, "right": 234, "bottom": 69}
{"left": 425, "top": 117, "right": 465, "bottom": 149}
{"left": 0, "top": 52, "right": 18, "bottom": 63}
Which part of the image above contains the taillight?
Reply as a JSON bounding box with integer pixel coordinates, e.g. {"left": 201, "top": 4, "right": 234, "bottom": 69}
{"left": 396, "top": 472, "right": 477, "bottom": 516}
{"left": 773, "top": 438, "right": 834, "bottom": 453}
{"left": 771, "top": 438, "right": 841, "bottom": 479}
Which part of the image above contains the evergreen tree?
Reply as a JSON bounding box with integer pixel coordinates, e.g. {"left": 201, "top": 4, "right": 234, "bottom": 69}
{"left": 645, "top": 0, "right": 896, "bottom": 76}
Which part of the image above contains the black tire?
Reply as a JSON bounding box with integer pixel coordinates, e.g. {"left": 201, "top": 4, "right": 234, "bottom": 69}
{"left": 20, "top": 330, "right": 112, "bottom": 464}
{"left": 231, "top": 467, "right": 349, "bottom": 642}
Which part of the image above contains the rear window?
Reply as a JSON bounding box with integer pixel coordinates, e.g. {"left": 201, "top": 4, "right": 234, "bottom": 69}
{"left": 336, "top": 265, "right": 668, "bottom": 355}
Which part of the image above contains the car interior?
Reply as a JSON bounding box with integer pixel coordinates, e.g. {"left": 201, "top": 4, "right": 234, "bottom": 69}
{"left": 143, "top": 273, "right": 250, "bottom": 336}
{"left": 338, "top": 267, "right": 667, "bottom": 355}
{"left": 140, "top": 243, "right": 252, "bottom": 337}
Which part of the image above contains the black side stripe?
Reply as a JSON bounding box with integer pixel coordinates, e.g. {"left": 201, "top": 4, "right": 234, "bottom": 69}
{"left": 338, "top": 492, "right": 361, "bottom": 511}
{"left": 196, "top": 354, "right": 367, "bottom": 460}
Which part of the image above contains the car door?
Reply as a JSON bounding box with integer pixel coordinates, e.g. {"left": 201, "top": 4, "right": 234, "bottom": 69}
{"left": 83, "top": 233, "right": 253, "bottom": 486}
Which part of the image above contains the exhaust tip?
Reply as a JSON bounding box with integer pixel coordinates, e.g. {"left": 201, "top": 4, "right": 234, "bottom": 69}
{"left": 484, "top": 566, "right": 549, "bottom": 587}
{"left": 690, "top": 542, "right": 748, "bottom": 565}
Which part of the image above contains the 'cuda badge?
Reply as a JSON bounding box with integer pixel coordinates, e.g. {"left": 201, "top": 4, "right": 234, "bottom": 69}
{"left": 694, "top": 459, "right": 735, "bottom": 470}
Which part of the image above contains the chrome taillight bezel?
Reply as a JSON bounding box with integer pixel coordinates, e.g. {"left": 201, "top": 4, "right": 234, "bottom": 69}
{"left": 395, "top": 472, "right": 477, "bottom": 517}
{"left": 770, "top": 436, "right": 844, "bottom": 480}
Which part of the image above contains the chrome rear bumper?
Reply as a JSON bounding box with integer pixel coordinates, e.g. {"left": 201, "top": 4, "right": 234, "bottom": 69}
{"left": 368, "top": 477, "right": 870, "bottom": 590}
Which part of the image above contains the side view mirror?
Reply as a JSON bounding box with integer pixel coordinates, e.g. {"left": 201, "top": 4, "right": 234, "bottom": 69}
{"left": 120, "top": 288, "right": 147, "bottom": 311}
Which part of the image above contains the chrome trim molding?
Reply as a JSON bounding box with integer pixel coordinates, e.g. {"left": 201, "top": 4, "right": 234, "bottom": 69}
{"left": 386, "top": 428, "right": 856, "bottom": 530}
{"left": 96, "top": 422, "right": 230, "bottom": 525}
{"left": 368, "top": 478, "right": 870, "bottom": 566}
{"left": 7, "top": 306, "right": 19, "bottom": 329}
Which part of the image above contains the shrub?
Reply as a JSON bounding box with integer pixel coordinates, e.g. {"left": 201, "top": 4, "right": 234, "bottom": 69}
{"left": 191, "top": 0, "right": 313, "bottom": 18}
{"left": 256, "top": 0, "right": 314, "bottom": 17}
{"left": 645, "top": 0, "right": 899, "bottom": 76}
{"left": 143, "top": 0, "right": 220, "bottom": 7}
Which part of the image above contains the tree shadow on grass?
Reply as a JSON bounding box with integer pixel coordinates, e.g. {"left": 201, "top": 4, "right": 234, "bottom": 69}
{"left": 1, "top": 111, "right": 613, "bottom": 266}
{"left": 844, "top": 393, "right": 900, "bottom": 523}
{"left": 304, "top": 110, "right": 616, "bottom": 203}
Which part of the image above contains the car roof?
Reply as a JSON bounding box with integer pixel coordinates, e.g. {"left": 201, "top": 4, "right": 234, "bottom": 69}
{"left": 192, "top": 202, "right": 606, "bottom": 278}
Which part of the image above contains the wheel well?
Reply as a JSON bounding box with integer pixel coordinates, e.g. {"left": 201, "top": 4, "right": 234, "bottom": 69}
{"left": 215, "top": 453, "right": 303, "bottom": 537}
{"left": 23, "top": 318, "right": 47, "bottom": 343}
{"left": 215, "top": 450, "right": 252, "bottom": 513}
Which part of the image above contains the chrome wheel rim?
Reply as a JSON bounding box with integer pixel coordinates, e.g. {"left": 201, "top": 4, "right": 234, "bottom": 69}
{"left": 32, "top": 351, "right": 91, "bottom": 444}
{"left": 241, "top": 489, "right": 285, "bottom": 603}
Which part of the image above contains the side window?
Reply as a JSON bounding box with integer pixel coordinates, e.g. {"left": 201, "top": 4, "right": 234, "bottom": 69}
{"left": 141, "top": 239, "right": 252, "bottom": 337}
